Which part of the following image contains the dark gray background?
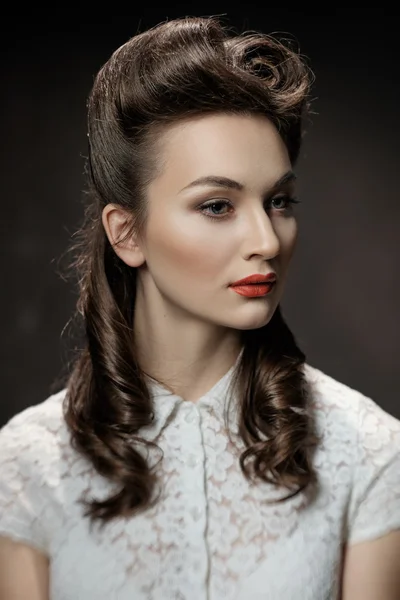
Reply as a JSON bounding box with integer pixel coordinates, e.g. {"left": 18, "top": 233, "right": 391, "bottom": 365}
{"left": 1, "top": 11, "right": 399, "bottom": 427}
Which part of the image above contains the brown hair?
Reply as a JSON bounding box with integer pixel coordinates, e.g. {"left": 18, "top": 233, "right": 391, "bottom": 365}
{"left": 62, "top": 15, "right": 320, "bottom": 530}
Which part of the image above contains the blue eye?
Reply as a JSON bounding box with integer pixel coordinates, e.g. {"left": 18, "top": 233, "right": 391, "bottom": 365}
{"left": 271, "top": 195, "right": 300, "bottom": 210}
{"left": 199, "top": 195, "right": 300, "bottom": 221}
{"left": 200, "top": 201, "right": 233, "bottom": 219}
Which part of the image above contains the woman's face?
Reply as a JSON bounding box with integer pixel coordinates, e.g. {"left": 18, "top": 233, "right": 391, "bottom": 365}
{"left": 112, "top": 113, "right": 298, "bottom": 332}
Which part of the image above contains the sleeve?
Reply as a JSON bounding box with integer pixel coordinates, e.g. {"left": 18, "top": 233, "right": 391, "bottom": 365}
{"left": 347, "top": 395, "right": 400, "bottom": 546}
{"left": 0, "top": 411, "right": 50, "bottom": 554}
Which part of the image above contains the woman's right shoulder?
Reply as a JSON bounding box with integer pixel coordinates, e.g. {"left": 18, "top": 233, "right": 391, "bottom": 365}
{"left": 0, "top": 389, "right": 70, "bottom": 558}
{"left": 0, "top": 388, "right": 68, "bottom": 461}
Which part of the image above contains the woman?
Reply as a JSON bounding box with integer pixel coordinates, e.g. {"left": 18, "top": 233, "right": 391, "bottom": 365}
{"left": 1, "top": 16, "right": 399, "bottom": 600}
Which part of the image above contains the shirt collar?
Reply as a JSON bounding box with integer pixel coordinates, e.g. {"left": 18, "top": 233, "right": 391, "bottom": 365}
{"left": 139, "top": 349, "right": 243, "bottom": 441}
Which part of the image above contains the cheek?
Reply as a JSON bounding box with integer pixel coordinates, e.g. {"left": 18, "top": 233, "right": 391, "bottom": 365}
{"left": 148, "top": 217, "right": 226, "bottom": 277}
{"left": 276, "top": 218, "right": 298, "bottom": 262}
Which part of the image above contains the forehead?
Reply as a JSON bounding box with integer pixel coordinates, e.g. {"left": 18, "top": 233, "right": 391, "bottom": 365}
{"left": 152, "top": 113, "right": 291, "bottom": 192}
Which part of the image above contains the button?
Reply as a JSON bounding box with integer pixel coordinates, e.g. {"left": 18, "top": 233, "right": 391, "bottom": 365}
{"left": 190, "top": 505, "right": 203, "bottom": 521}
{"left": 184, "top": 408, "right": 197, "bottom": 424}
{"left": 187, "top": 454, "right": 200, "bottom": 468}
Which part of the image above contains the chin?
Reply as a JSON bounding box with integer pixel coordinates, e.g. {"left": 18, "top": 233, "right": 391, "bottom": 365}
{"left": 236, "top": 318, "right": 273, "bottom": 331}
{"left": 222, "top": 310, "right": 275, "bottom": 331}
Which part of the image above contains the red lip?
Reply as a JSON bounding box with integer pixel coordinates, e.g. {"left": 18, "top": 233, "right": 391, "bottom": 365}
{"left": 230, "top": 273, "right": 277, "bottom": 286}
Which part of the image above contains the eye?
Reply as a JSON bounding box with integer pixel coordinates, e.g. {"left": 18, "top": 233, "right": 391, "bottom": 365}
{"left": 199, "top": 195, "right": 300, "bottom": 221}
{"left": 199, "top": 200, "right": 233, "bottom": 220}
{"left": 269, "top": 194, "right": 300, "bottom": 211}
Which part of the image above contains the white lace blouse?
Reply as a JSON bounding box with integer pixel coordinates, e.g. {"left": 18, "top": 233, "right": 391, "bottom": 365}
{"left": 1, "top": 360, "right": 400, "bottom": 600}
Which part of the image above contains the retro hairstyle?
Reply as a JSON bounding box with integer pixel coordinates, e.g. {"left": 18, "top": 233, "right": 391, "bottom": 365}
{"left": 62, "top": 15, "right": 320, "bottom": 529}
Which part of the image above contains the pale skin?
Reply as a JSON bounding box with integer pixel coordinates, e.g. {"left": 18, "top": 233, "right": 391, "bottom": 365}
{"left": 1, "top": 113, "right": 399, "bottom": 598}
{"left": 103, "top": 113, "right": 298, "bottom": 401}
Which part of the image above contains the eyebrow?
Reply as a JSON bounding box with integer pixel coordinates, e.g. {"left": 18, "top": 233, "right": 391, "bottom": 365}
{"left": 179, "top": 170, "right": 297, "bottom": 193}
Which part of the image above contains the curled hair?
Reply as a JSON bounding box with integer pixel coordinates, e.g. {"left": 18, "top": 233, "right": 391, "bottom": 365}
{"left": 62, "top": 15, "right": 320, "bottom": 529}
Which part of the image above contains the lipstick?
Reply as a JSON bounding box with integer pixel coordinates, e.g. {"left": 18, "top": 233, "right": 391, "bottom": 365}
{"left": 229, "top": 273, "right": 277, "bottom": 298}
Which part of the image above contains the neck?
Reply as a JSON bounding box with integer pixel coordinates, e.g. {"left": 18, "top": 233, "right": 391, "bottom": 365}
{"left": 133, "top": 293, "right": 242, "bottom": 402}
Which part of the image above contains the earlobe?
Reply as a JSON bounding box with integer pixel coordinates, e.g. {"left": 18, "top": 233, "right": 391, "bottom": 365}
{"left": 101, "top": 204, "right": 145, "bottom": 268}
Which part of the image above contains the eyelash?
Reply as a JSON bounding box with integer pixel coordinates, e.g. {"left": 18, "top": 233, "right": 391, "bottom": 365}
{"left": 198, "top": 195, "right": 301, "bottom": 221}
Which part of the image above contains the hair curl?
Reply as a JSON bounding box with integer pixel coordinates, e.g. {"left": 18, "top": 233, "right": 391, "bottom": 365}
{"left": 62, "top": 15, "right": 320, "bottom": 530}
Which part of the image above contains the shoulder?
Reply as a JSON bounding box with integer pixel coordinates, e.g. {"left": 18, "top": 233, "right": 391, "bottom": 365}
{"left": 303, "top": 362, "right": 400, "bottom": 446}
{"left": 0, "top": 389, "right": 70, "bottom": 553}
{"left": 304, "top": 362, "right": 400, "bottom": 545}
{"left": 0, "top": 389, "right": 68, "bottom": 474}
{"left": 1, "top": 388, "right": 67, "bottom": 436}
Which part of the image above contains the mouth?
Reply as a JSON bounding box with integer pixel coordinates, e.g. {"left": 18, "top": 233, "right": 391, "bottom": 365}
{"left": 230, "top": 273, "right": 277, "bottom": 287}
{"left": 230, "top": 281, "right": 276, "bottom": 297}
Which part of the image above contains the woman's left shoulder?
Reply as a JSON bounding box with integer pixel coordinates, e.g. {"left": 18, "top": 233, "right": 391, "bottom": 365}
{"left": 303, "top": 363, "right": 400, "bottom": 547}
{"left": 302, "top": 362, "right": 400, "bottom": 445}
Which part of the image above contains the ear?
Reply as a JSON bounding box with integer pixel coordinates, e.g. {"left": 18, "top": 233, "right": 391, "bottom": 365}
{"left": 102, "top": 204, "right": 145, "bottom": 268}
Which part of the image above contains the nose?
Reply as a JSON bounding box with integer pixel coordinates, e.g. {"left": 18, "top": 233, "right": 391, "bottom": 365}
{"left": 243, "top": 210, "right": 280, "bottom": 261}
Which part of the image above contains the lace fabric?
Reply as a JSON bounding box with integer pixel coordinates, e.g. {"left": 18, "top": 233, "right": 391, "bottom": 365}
{"left": 1, "top": 362, "right": 400, "bottom": 599}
